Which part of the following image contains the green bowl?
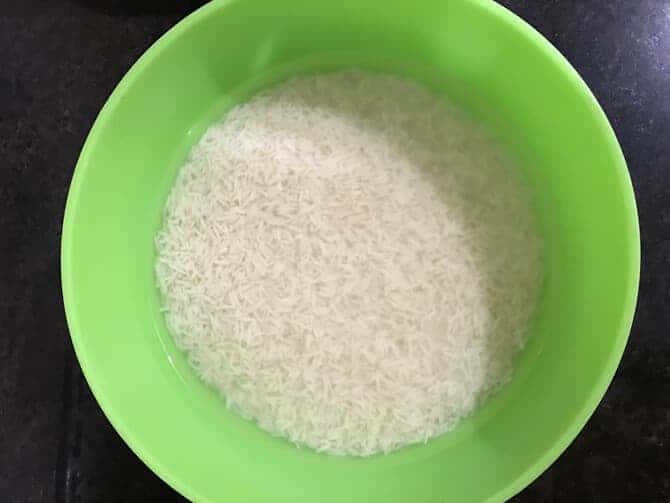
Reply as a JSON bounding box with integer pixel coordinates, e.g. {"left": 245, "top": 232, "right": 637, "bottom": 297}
{"left": 61, "top": 0, "right": 640, "bottom": 501}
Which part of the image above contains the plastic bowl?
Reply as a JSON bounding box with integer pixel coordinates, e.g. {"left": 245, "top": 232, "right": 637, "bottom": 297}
{"left": 61, "top": 0, "right": 639, "bottom": 501}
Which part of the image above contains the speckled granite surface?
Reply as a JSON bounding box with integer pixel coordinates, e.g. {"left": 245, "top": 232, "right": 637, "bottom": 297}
{"left": 0, "top": 1, "right": 668, "bottom": 501}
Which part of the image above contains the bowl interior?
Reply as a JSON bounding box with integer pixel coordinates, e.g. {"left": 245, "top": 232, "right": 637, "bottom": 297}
{"left": 61, "top": 0, "right": 639, "bottom": 501}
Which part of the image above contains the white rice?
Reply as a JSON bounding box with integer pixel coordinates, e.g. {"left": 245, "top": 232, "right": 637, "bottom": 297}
{"left": 155, "top": 70, "right": 542, "bottom": 456}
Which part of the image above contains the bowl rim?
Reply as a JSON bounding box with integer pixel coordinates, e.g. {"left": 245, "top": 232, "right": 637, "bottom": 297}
{"left": 61, "top": 0, "right": 640, "bottom": 501}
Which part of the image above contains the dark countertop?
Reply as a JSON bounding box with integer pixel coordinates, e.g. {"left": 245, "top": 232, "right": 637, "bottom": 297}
{"left": 0, "top": 1, "right": 668, "bottom": 501}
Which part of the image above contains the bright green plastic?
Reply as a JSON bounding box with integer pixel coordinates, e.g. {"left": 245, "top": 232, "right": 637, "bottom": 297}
{"left": 61, "top": 0, "right": 640, "bottom": 501}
